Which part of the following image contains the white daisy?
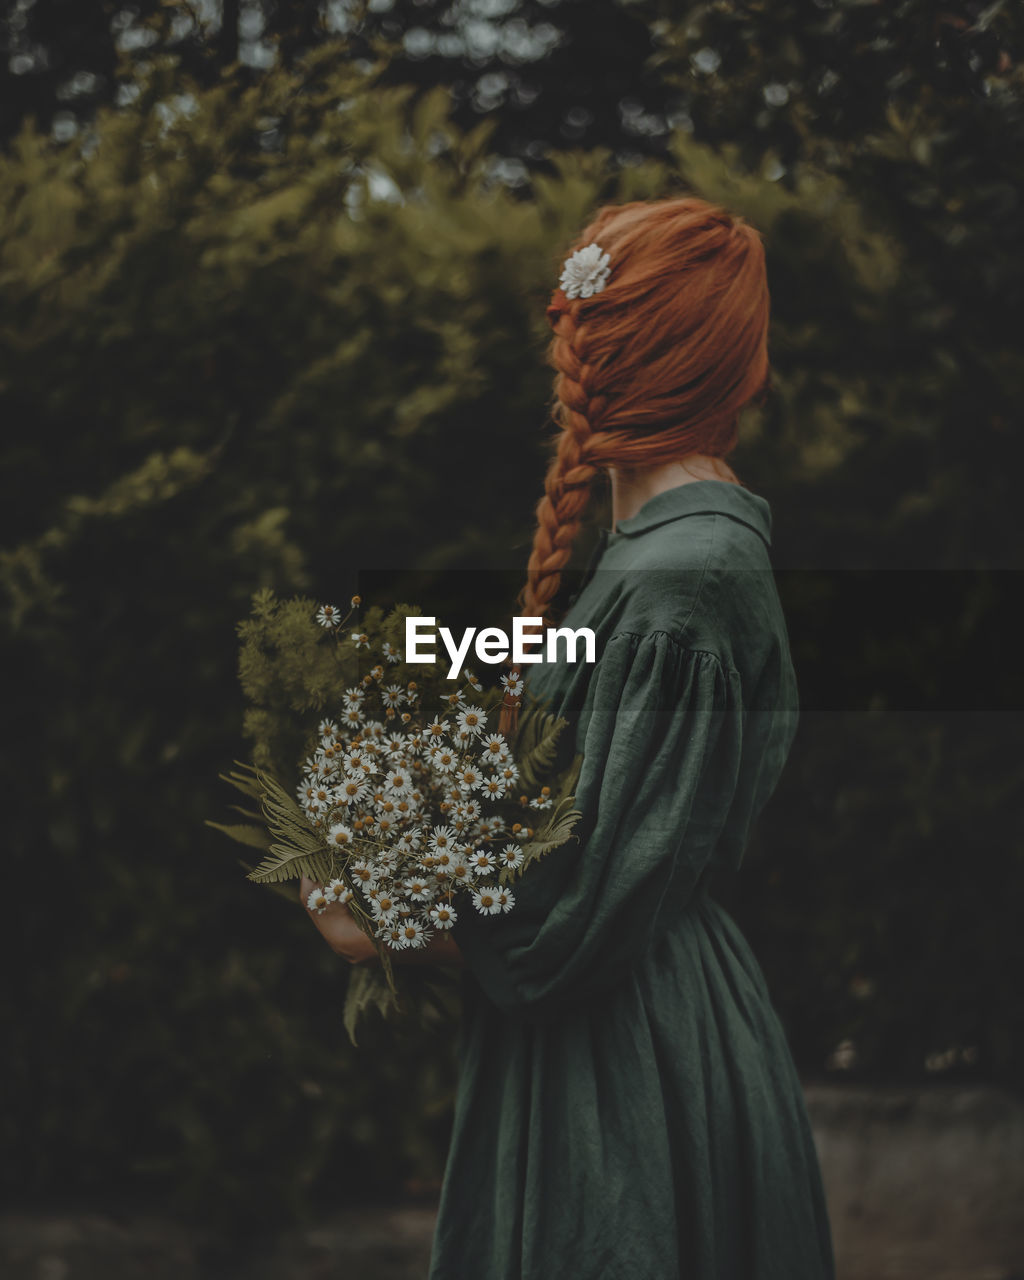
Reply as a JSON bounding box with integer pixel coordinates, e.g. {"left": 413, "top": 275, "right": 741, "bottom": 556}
{"left": 350, "top": 631, "right": 369, "bottom": 649}
{"left": 499, "top": 671, "right": 524, "bottom": 697}
{"left": 399, "top": 920, "right": 429, "bottom": 949}
{"left": 559, "top": 241, "right": 611, "bottom": 300}
{"left": 334, "top": 778, "right": 369, "bottom": 808}
{"left": 379, "top": 924, "right": 406, "bottom": 948}
{"left": 469, "top": 848, "right": 496, "bottom": 876}
{"left": 385, "top": 769, "right": 413, "bottom": 797}
{"left": 315, "top": 753, "right": 340, "bottom": 779}
{"left": 456, "top": 764, "right": 484, "bottom": 793}
{"left": 464, "top": 668, "right": 482, "bottom": 691}
{"left": 499, "top": 843, "right": 524, "bottom": 871}
{"left": 370, "top": 892, "right": 400, "bottom": 925}
{"left": 350, "top": 858, "right": 378, "bottom": 887}
{"left": 318, "top": 718, "right": 340, "bottom": 739}
{"left": 471, "top": 886, "right": 502, "bottom": 915}
{"left": 428, "top": 847, "right": 452, "bottom": 871}
{"left": 429, "top": 902, "right": 457, "bottom": 929}
{"left": 326, "top": 822, "right": 355, "bottom": 851}
{"left": 342, "top": 686, "right": 366, "bottom": 708}
{"left": 343, "top": 749, "right": 372, "bottom": 777}
{"left": 397, "top": 830, "right": 424, "bottom": 857}
{"left": 382, "top": 641, "right": 402, "bottom": 664}
{"left": 316, "top": 604, "right": 342, "bottom": 629}
{"left": 394, "top": 796, "right": 420, "bottom": 821}
{"left": 428, "top": 825, "right": 458, "bottom": 854}
{"left": 454, "top": 798, "right": 482, "bottom": 823}
{"left": 478, "top": 775, "right": 508, "bottom": 800}
{"left": 429, "top": 744, "right": 457, "bottom": 773}
{"left": 456, "top": 706, "right": 487, "bottom": 737}
{"left": 450, "top": 855, "right": 474, "bottom": 885}
{"left": 325, "top": 878, "right": 352, "bottom": 905}
{"left": 479, "top": 734, "right": 510, "bottom": 763}
{"left": 495, "top": 887, "right": 515, "bottom": 913}
{"left": 404, "top": 876, "right": 434, "bottom": 903}
{"left": 306, "top": 886, "right": 330, "bottom": 913}
{"left": 381, "top": 683, "right": 405, "bottom": 709}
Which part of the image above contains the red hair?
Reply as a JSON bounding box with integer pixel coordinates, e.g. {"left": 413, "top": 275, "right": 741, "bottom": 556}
{"left": 498, "top": 195, "right": 771, "bottom": 735}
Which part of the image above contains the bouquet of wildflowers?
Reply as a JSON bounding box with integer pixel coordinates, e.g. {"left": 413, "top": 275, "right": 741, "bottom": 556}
{"left": 208, "top": 588, "right": 582, "bottom": 1040}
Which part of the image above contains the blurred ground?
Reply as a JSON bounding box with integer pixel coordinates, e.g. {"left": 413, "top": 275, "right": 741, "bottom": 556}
{"left": 0, "top": 1201, "right": 1019, "bottom": 1280}
{"left": 2, "top": 1086, "right": 1022, "bottom": 1280}
{"left": 0, "top": 1207, "right": 436, "bottom": 1280}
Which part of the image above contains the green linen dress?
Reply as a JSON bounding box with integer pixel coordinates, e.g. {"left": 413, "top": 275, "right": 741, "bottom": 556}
{"left": 430, "top": 480, "right": 835, "bottom": 1280}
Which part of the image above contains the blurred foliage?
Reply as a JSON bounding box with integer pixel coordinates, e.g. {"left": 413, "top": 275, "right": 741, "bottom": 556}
{"left": 1, "top": 5, "right": 1022, "bottom": 1240}
{"left": 0, "top": 0, "right": 679, "bottom": 162}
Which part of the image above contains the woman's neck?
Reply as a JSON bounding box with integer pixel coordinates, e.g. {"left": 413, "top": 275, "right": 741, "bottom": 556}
{"left": 607, "top": 454, "right": 740, "bottom": 529}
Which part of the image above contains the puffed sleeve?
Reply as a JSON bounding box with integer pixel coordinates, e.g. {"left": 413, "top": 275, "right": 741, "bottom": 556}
{"left": 450, "top": 630, "right": 743, "bottom": 1019}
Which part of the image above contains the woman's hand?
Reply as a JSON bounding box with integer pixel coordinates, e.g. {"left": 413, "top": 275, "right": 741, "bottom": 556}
{"left": 299, "top": 876, "right": 465, "bottom": 968}
{"left": 299, "top": 876, "right": 378, "bottom": 965}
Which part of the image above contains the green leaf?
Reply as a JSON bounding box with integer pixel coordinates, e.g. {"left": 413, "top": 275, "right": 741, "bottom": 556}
{"left": 245, "top": 843, "right": 334, "bottom": 884}
{"left": 231, "top": 763, "right": 336, "bottom": 883}
{"left": 511, "top": 696, "right": 572, "bottom": 791}
{"left": 234, "top": 858, "right": 300, "bottom": 905}
{"left": 503, "top": 790, "right": 584, "bottom": 882}
{"left": 203, "top": 819, "right": 273, "bottom": 851}
{"left": 342, "top": 965, "right": 401, "bottom": 1047}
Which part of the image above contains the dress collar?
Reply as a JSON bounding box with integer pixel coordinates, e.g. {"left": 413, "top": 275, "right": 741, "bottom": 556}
{"left": 610, "top": 479, "right": 772, "bottom": 549}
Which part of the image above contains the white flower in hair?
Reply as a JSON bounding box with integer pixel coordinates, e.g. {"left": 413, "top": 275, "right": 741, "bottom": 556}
{"left": 559, "top": 242, "right": 611, "bottom": 299}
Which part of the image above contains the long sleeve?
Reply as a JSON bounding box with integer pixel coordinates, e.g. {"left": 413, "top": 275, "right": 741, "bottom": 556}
{"left": 451, "top": 630, "right": 744, "bottom": 1019}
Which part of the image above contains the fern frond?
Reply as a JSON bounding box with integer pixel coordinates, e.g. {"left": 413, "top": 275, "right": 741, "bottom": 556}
{"left": 513, "top": 699, "right": 571, "bottom": 791}
{"left": 515, "top": 793, "right": 583, "bottom": 875}
{"left": 226, "top": 803, "right": 265, "bottom": 822}
{"left": 246, "top": 842, "right": 334, "bottom": 884}
{"left": 234, "top": 857, "right": 300, "bottom": 905}
{"left": 216, "top": 761, "right": 263, "bottom": 801}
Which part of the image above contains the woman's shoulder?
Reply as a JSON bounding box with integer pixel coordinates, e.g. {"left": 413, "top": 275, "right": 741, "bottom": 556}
{"left": 598, "top": 511, "right": 778, "bottom": 661}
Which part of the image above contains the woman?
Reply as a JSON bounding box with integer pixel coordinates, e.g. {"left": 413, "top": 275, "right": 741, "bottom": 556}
{"left": 302, "top": 195, "right": 836, "bottom": 1279}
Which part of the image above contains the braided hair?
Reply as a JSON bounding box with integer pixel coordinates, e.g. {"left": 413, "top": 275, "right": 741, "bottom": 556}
{"left": 498, "top": 195, "right": 771, "bottom": 735}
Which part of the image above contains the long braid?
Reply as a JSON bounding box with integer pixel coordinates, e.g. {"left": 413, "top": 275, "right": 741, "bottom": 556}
{"left": 497, "top": 196, "right": 772, "bottom": 737}
{"left": 497, "top": 303, "right": 608, "bottom": 737}
{"left": 519, "top": 308, "right": 606, "bottom": 626}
